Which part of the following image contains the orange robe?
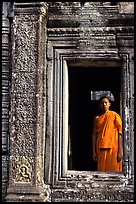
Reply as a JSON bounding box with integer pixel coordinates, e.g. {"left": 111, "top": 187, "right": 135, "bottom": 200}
{"left": 96, "top": 110, "right": 122, "bottom": 172}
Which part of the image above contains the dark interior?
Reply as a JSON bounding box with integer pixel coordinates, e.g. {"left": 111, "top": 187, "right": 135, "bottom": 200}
{"left": 68, "top": 66, "right": 121, "bottom": 171}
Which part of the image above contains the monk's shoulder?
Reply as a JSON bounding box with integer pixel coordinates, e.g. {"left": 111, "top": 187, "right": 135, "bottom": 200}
{"left": 110, "top": 111, "right": 121, "bottom": 118}
{"left": 109, "top": 110, "right": 116, "bottom": 115}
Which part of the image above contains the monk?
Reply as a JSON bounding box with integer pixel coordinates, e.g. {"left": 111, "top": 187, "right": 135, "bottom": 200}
{"left": 92, "top": 96, "right": 123, "bottom": 172}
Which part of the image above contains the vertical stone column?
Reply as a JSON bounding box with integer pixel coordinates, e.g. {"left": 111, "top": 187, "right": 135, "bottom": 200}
{"left": 6, "top": 2, "right": 50, "bottom": 202}
{"left": 2, "top": 2, "right": 11, "bottom": 201}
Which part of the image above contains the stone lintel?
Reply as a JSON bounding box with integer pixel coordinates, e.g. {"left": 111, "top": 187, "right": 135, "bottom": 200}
{"left": 13, "top": 2, "right": 47, "bottom": 15}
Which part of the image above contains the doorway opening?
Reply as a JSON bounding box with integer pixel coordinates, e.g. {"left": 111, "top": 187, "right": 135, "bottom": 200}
{"left": 68, "top": 66, "right": 121, "bottom": 171}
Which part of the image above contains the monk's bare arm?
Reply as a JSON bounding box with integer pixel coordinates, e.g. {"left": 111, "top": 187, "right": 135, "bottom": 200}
{"left": 117, "top": 133, "right": 123, "bottom": 162}
{"left": 92, "top": 116, "right": 98, "bottom": 161}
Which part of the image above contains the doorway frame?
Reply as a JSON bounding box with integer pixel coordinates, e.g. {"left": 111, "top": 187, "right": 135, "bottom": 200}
{"left": 45, "top": 45, "right": 133, "bottom": 187}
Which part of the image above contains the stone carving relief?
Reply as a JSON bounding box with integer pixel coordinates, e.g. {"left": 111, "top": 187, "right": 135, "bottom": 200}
{"left": 13, "top": 95, "right": 36, "bottom": 123}
{"left": 49, "top": 2, "right": 104, "bottom": 7}
{"left": 10, "top": 123, "right": 35, "bottom": 156}
{"left": 49, "top": 2, "right": 130, "bottom": 8}
{"left": 49, "top": 2, "right": 80, "bottom": 7}
{"left": 49, "top": 1, "right": 134, "bottom": 13}
{"left": 118, "top": 2, "right": 134, "bottom": 13}
{"left": 11, "top": 156, "right": 33, "bottom": 183}
{"left": 52, "top": 188, "right": 134, "bottom": 201}
{"left": 10, "top": 14, "right": 38, "bottom": 156}
{"left": 14, "top": 15, "right": 38, "bottom": 73}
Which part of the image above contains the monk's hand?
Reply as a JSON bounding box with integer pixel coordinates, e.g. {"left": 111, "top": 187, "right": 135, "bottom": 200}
{"left": 93, "top": 152, "right": 98, "bottom": 161}
{"left": 117, "top": 151, "right": 123, "bottom": 162}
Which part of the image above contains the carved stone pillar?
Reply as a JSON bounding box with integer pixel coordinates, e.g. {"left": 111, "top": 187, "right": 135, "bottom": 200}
{"left": 6, "top": 2, "right": 50, "bottom": 202}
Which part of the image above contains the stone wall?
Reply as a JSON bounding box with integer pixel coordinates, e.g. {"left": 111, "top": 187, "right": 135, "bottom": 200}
{"left": 46, "top": 3, "right": 134, "bottom": 202}
{"left": 2, "top": 2, "right": 134, "bottom": 202}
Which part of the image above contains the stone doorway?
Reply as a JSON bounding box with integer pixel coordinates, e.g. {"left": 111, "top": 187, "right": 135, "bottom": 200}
{"left": 68, "top": 66, "right": 121, "bottom": 171}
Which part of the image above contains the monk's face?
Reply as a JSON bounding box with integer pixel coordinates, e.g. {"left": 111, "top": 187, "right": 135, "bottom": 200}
{"left": 99, "top": 98, "right": 111, "bottom": 112}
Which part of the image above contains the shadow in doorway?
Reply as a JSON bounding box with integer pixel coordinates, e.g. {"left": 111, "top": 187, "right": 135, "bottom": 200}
{"left": 68, "top": 66, "right": 121, "bottom": 171}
